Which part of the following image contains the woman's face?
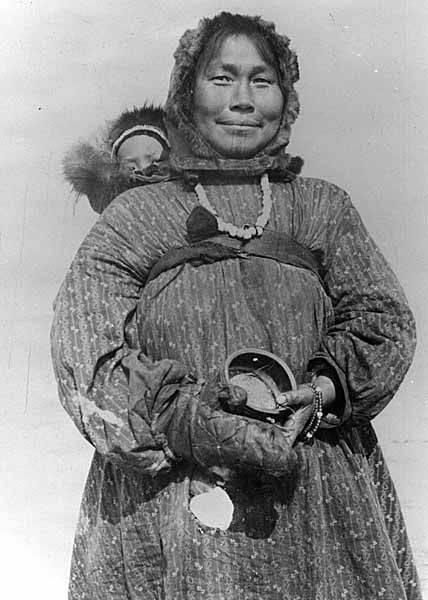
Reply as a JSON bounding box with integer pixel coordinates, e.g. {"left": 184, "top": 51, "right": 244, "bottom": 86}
{"left": 193, "top": 35, "right": 284, "bottom": 158}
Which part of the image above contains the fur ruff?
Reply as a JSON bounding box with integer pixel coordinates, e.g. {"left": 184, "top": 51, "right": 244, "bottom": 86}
{"left": 165, "top": 12, "right": 302, "bottom": 174}
{"left": 63, "top": 103, "right": 170, "bottom": 214}
{"left": 106, "top": 104, "right": 167, "bottom": 148}
{"left": 63, "top": 142, "right": 134, "bottom": 214}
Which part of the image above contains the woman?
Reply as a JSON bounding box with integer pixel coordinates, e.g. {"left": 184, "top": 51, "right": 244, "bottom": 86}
{"left": 51, "top": 12, "right": 421, "bottom": 600}
{"left": 63, "top": 103, "right": 171, "bottom": 214}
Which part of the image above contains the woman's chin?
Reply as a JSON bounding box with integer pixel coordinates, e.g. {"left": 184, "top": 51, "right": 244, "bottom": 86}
{"left": 209, "top": 131, "right": 278, "bottom": 159}
{"left": 212, "top": 141, "right": 263, "bottom": 159}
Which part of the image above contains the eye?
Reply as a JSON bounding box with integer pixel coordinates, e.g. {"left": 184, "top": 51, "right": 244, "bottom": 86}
{"left": 144, "top": 152, "right": 160, "bottom": 163}
{"left": 252, "top": 77, "right": 273, "bottom": 87}
{"left": 120, "top": 158, "right": 136, "bottom": 168}
{"left": 211, "top": 75, "right": 233, "bottom": 84}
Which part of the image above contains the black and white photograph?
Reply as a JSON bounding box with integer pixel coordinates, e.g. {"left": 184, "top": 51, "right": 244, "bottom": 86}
{"left": 1, "top": 1, "right": 427, "bottom": 598}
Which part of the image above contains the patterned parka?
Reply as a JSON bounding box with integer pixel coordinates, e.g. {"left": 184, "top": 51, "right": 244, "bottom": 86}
{"left": 51, "top": 12, "right": 421, "bottom": 600}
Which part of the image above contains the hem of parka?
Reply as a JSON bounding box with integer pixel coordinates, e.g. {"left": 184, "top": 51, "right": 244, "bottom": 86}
{"left": 67, "top": 422, "right": 423, "bottom": 600}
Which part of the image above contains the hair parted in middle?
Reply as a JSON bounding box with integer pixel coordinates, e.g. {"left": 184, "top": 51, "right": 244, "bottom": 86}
{"left": 165, "top": 12, "right": 301, "bottom": 161}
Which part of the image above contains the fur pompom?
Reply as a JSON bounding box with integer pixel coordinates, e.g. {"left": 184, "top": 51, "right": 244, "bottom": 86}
{"left": 63, "top": 142, "right": 129, "bottom": 214}
{"left": 63, "top": 143, "right": 113, "bottom": 194}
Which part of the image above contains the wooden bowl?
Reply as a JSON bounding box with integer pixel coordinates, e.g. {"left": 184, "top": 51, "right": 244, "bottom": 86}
{"left": 223, "top": 348, "right": 297, "bottom": 424}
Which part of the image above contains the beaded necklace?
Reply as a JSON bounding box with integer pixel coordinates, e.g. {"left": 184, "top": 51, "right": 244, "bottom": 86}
{"left": 194, "top": 173, "right": 272, "bottom": 241}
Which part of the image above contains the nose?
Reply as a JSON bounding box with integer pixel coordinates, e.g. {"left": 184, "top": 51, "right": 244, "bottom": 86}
{"left": 134, "top": 157, "right": 150, "bottom": 171}
{"left": 133, "top": 154, "right": 160, "bottom": 171}
{"left": 229, "top": 81, "right": 254, "bottom": 112}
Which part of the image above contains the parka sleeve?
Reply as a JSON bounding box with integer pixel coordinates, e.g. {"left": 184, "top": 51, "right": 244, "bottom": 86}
{"left": 50, "top": 194, "right": 187, "bottom": 475}
{"left": 306, "top": 185, "right": 417, "bottom": 425}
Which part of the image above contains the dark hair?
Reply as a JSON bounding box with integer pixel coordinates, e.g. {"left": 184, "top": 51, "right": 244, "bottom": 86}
{"left": 195, "top": 28, "right": 281, "bottom": 82}
{"left": 196, "top": 20, "right": 283, "bottom": 91}
{"left": 107, "top": 103, "right": 167, "bottom": 147}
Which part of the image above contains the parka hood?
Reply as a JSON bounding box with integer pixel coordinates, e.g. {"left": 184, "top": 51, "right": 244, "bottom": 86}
{"left": 165, "top": 12, "right": 303, "bottom": 178}
{"left": 62, "top": 104, "right": 172, "bottom": 214}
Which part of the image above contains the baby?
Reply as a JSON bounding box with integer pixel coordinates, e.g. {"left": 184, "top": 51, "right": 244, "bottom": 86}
{"left": 63, "top": 103, "right": 170, "bottom": 214}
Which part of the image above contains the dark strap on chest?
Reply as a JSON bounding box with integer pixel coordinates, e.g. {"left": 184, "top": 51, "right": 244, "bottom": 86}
{"left": 146, "top": 230, "right": 323, "bottom": 285}
{"left": 212, "top": 231, "right": 321, "bottom": 273}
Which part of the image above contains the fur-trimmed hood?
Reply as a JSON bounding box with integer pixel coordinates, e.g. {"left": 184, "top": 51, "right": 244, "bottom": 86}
{"left": 63, "top": 142, "right": 131, "bottom": 214}
{"left": 164, "top": 12, "right": 303, "bottom": 177}
{"left": 63, "top": 104, "right": 171, "bottom": 214}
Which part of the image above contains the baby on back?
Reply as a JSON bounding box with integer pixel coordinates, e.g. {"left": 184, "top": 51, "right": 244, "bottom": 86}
{"left": 63, "top": 103, "right": 170, "bottom": 214}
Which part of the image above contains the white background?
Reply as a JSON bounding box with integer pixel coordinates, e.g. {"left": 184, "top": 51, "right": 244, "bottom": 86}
{"left": 0, "top": 1, "right": 427, "bottom": 598}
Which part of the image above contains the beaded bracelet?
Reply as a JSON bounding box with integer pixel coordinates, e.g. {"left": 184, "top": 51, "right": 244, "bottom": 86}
{"left": 301, "top": 383, "right": 324, "bottom": 441}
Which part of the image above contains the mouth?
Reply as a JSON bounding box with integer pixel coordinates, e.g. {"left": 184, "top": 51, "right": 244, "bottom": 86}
{"left": 217, "top": 120, "right": 261, "bottom": 128}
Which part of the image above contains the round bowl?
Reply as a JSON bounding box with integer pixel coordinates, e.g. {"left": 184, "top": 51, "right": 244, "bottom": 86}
{"left": 223, "top": 348, "right": 297, "bottom": 424}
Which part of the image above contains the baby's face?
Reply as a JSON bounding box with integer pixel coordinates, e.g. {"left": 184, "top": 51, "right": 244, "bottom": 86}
{"left": 116, "top": 134, "right": 168, "bottom": 171}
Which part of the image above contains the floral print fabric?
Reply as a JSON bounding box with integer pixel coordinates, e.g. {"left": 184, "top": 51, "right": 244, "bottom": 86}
{"left": 51, "top": 176, "right": 421, "bottom": 599}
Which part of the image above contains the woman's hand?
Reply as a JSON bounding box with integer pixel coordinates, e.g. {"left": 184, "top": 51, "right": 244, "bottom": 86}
{"left": 277, "top": 375, "right": 338, "bottom": 441}
{"left": 279, "top": 374, "right": 336, "bottom": 411}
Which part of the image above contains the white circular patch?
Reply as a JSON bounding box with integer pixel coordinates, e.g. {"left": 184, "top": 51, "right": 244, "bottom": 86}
{"left": 189, "top": 486, "right": 234, "bottom": 530}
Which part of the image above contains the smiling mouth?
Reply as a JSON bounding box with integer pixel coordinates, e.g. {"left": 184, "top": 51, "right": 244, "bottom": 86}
{"left": 217, "top": 121, "right": 261, "bottom": 128}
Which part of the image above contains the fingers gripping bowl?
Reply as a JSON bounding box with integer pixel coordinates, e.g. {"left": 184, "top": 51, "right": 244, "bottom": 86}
{"left": 223, "top": 348, "right": 297, "bottom": 425}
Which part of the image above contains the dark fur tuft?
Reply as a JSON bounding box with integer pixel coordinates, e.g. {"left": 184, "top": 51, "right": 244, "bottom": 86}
{"left": 107, "top": 103, "right": 167, "bottom": 146}
{"left": 62, "top": 142, "right": 131, "bottom": 214}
